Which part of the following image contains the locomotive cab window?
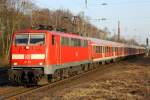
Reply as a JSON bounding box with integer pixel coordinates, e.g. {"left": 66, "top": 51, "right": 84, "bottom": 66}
{"left": 30, "top": 34, "right": 45, "bottom": 45}
{"left": 15, "top": 34, "right": 29, "bottom": 45}
{"left": 82, "top": 40, "right": 88, "bottom": 47}
{"left": 15, "top": 34, "right": 45, "bottom": 45}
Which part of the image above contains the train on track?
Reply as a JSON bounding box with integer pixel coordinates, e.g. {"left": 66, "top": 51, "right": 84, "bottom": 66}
{"left": 8, "top": 26, "right": 146, "bottom": 85}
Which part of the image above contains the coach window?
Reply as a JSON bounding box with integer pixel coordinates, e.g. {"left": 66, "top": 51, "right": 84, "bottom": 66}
{"left": 101, "top": 46, "right": 103, "bottom": 53}
{"left": 84, "top": 40, "right": 88, "bottom": 47}
{"left": 52, "top": 35, "right": 55, "bottom": 45}
{"left": 104, "top": 46, "right": 106, "bottom": 53}
{"left": 102, "top": 46, "right": 104, "bottom": 53}
{"left": 98, "top": 46, "right": 100, "bottom": 53}
{"left": 107, "top": 47, "right": 108, "bottom": 52}
{"left": 113, "top": 47, "right": 116, "bottom": 52}
{"left": 105, "top": 47, "right": 107, "bottom": 52}
{"left": 100, "top": 46, "right": 102, "bottom": 53}
{"left": 115, "top": 47, "right": 118, "bottom": 52}
{"left": 96, "top": 46, "right": 98, "bottom": 53}
{"left": 103, "top": 46, "right": 105, "bottom": 53}
{"left": 105, "top": 47, "right": 106, "bottom": 52}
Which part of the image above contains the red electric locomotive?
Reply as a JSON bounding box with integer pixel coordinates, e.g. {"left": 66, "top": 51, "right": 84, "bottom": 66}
{"left": 9, "top": 27, "right": 91, "bottom": 84}
{"left": 9, "top": 26, "right": 146, "bottom": 85}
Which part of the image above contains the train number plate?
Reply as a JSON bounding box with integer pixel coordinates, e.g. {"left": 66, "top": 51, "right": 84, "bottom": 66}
{"left": 24, "top": 54, "right": 31, "bottom": 59}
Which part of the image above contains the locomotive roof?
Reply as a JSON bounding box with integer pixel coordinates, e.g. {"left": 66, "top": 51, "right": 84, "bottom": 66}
{"left": 15, "top": 29, "right": 87, "bottom": 40}
{"left": 50, "top": 31, "right": 86, "bottom": 40}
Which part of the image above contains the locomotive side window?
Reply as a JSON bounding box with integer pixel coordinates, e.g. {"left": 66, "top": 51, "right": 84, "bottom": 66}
{"left": 61, "top": 37, "right": 69, "bottom": 46}
{"left": 71, "top": 38, "right": 81, "bottom": 47}
{"left": 30, "top": 34, "right": 45, "bottom": 45}
{"left": 52, "top": 35, "right": 55, "bottom": 45}
{"left": 83, "top": 40, "right": 88, "bottom": 47}
{"left": 15, "top": 34, "right": 29, "bottom": 45}
{"left": 71, "top": 38, "right": 76, "bottom": 46}
{"left": 76, "top": 39, "right": 81, "bottom": 46}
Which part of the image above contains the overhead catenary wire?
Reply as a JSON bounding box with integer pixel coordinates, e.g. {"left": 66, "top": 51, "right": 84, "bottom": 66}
{"left": 97, "top": 0, "right": 150, "bottom": 6}
{"left": 83, "top": 0, "right": 150, "bottom": 7}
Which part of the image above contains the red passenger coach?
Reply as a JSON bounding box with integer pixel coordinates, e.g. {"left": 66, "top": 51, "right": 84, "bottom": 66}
{"left": 88, "top": 38, "right": 145, "bottom": 63}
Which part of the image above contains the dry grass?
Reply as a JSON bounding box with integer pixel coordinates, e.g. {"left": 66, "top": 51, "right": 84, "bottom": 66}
{"left": 58, "top": 64, "right": 150, "bottom": 100}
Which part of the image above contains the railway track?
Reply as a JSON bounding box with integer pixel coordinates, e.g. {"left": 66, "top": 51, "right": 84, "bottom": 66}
{"left": 0, "top": 86, "right": 38, "bottom": 100}
{"left": 2, "top": 61, "right": 115, "bottom": 100}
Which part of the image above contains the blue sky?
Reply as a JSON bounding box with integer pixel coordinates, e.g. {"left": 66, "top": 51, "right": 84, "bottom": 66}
{"left": 33, "top": 0, "right": 150, "bottom": 45}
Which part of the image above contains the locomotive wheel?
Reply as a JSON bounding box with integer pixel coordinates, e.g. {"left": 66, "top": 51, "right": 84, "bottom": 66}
{"left": 62, "top": 68, "right": 69, "bottom": 78}
{"left": 84, "top": 64, "right": 89, "bottom": 72}
{"left": 37, "top": 75, "right": 49, "bottom": 85}
{"left": 49, "top": 70, "right": 62, "bottom": 82}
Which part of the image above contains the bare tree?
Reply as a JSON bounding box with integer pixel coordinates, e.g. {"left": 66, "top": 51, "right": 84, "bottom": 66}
{"left": 0, "top": 0, "right": 34, "bottom": 60}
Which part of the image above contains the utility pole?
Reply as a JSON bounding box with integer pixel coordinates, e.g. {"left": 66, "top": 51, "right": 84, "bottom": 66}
{"left": 85, "top": 0, "right": 87, "bottom": 8}
{"left": 146, "top": 38, "right": 149, "bottom": 56}
{"left": 117, "top": 20, "right": 120, "bottom": 42}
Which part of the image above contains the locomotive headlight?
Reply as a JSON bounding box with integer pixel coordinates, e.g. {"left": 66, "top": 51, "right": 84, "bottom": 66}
{"left": 25, "top": 46, "right": 30, "bottom": 50}
{"left": 39, "top": 62, "right": 43, "bottom": 65}
{"left": 13, "top": 62, "right": 18, "bottom": 66}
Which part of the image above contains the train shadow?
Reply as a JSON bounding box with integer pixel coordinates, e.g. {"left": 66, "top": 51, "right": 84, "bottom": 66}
{"left": 124, "top": 56, "right": 150, "bottom": 66}
{"left": 0, "top": 72, "right": 10, "bottom": 86}
{"left": 0, "top": 70, "right": 39, "bottom": 88}
{"left": 0, "top": 68, "right": 22, "bottom": 87}
{"left": 0, "top": 74, "right": 26, "bottom": 87}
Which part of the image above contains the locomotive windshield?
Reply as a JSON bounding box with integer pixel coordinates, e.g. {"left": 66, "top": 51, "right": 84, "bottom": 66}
{"left": 15, "top": 34, "right": 29, "bottom": 45}
{"left": 15, "top": 34, "right": 45, "bottom": 45}
{"left": 30, "top": 34, "right": 45, "bottom": 45}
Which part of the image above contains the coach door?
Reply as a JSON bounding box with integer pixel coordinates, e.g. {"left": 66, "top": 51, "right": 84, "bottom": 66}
{"left": 52, "top": 35, "right": 61, "bottom": 65}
